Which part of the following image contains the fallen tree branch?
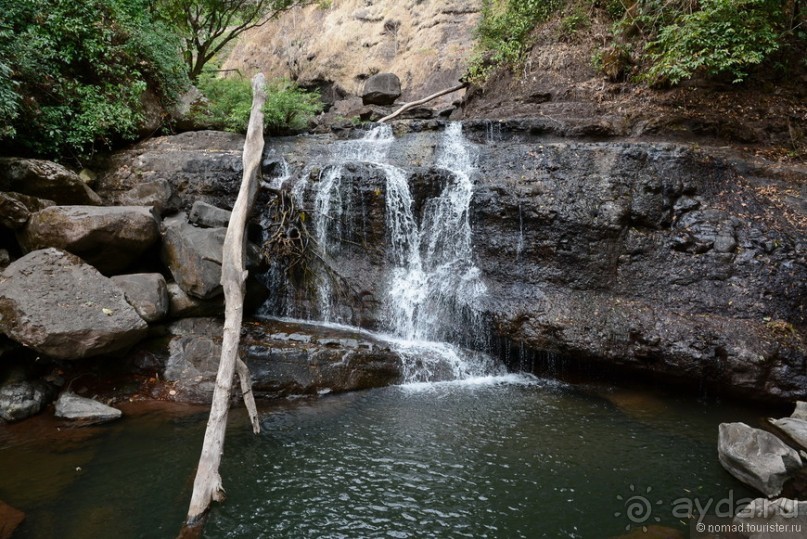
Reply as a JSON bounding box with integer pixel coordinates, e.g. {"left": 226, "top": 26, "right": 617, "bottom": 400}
{"left": 183, "top": 72, "right": 267, "bottom": 528}
{"left": 378, "top": 82, "right": 468, "bottom": 123}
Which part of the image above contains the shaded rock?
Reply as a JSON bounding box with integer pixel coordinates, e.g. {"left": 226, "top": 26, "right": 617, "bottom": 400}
{"left": 734, "top": 497, "right": 807, "bottom": 539}
{"left": 0, "top": 192, "right": 30, "bottom": 229}
{"left": 0, "top": 158, "right": 102, "bottom": 205}
{"left": 0, "top": 250, "right": 8, "bottom": 268}
{"left": 162, "top": 217, "right": 227, "bottom": 299}
{"left": 54, "top": 391, "right": 122, "bottom": 424}
{"left": 718, "top": 422, "right": 803, "bottom": 497}
{"left": 188, "top": 200, "right": 231, "bottom": 228}
{"left": 161, "top": 317, "right": 402, "bottom": 403}
{"left": 362, "top": 73, "right": 401, "bottom": 105}
{"left": 118, "top": 179, "right": 175, "bottom": 215}
{"left": 793, "top": 402, "right": 807, "bottom": 420}
{"left": 18, "top": 206, "right": 160, "bottom": 274}
{"left": 111, "top": 273, "right": 169, "bottom": 323}
{"left": 166, "top": 282, "right": 224, "bottom": 318}
{"left": 769, "top": 417, "right": 807, "bottom": 451}
{"left": 0, "top": 248, "right": 148, "bottom": 359}
{"left": 0, "top": 380, "right": 49, "bottom": 422}
{"left": 0, "top": 499, "right": 25, "bottom": 539}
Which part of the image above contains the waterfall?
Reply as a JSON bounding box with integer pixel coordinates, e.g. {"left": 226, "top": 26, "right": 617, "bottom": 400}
{"left": 267, "top": 122, "right": 503, "bottom": 383}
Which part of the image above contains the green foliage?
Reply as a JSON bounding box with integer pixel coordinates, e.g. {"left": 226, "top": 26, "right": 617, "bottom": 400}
{"left": 0, "top": 0, "right": 189, "bottom": 160}
{"left": 468, "top": 0, "right": 565, "bottom": 82}
{"left": 195, "top": 75, "right": 322, "bottom": 133}
{"left": 643, "top": 0, "right": 784, "bottom": 84}
{"left": 559, "top": 7, "right": 590, "bottom": 40}
{"left": 263, "top": 79, "right": 323, "bottom": 132}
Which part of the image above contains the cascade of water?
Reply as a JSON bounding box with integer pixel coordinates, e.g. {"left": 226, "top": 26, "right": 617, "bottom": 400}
{"left": 269, "top": 122, "right": 504, "bottom": 383}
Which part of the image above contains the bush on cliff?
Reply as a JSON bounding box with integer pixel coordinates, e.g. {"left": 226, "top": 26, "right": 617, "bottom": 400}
{"left": 0, "top": 0, "right": 188, "bottom": 162}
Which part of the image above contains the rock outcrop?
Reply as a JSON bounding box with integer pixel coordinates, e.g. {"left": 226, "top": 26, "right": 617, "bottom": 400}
{"left": 18, "top": 206, "right": 160, "bottom": 274}
{"left": 0, "top": 249, "right": 148, "bottom": 359}
{"left": 156, "top": 317, "right": 402, "bottom": 403}
{"left": 96, "top": 125, "right": 807, "bottom": 401}
{"left": 718, "top": 422, "right": 803, "bottom": 497}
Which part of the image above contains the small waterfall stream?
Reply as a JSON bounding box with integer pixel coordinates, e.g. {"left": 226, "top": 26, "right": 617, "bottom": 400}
{"left": 263, "top": 123, "right": 504, "bottom": 383}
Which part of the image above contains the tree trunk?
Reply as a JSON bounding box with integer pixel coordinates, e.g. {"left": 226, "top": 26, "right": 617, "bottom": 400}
{"left": 183, "top": 73, "right": 267, "bottom": 527}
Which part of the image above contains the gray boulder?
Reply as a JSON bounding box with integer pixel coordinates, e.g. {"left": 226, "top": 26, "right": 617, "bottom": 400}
{"left": 0, "top": 380, "right": 49, "bottom": 422}
{"left": 0, "top": 193, "right": 30, "bottom": 229}
{"left": 118, "top": 179, "right": 175, "bottom": 215}
{"left": 0, "top": 158, "right": 102, "bottom": 205}
{"left": 0, "top": 248, "right": 148, "bottom": 359}
{"left": 166, "top": 282, "right": 225, "bottom": 318}
{"left": 734, "top": 497, "right": 807, "bottom": 539}
{"left": 361, "top": 73, "right": 401, "bottom": 105}
{"left": 162, "top": 217, "right": 227, "bottom": 299}
{"left": 111, "top": 273, "right": 169, "bottom": 323}
{"left": 163, "top": 317, "right": 224, "bottom": 402}
{"left": 54, "top": 391, "right": 122, "bottom": 424}
{"left": 769, "top": 417, "right": 807, "bottom": 451}
{"left": 718, "top": 422, "right": 803, "bottom": 497}
{"left": 189, "top": 200, "right": 231, "bottom": 228}
{"left": 18, "top": 206, "right": 160, "bottom": 274}
{"left": 792, "top": 402, "right": 807, "bottom": 420}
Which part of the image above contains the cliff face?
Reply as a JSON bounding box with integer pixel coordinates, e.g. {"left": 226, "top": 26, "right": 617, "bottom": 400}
{"left": 96, "top": 125, "right": 807, "bottom": 402}
{"left": 221, "top": 0, "right": 480, "bottom": 102}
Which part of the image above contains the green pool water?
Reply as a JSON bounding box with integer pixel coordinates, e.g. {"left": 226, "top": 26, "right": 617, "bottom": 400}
{"left": 0, "top": 377, "right": 761, "bottom": 538}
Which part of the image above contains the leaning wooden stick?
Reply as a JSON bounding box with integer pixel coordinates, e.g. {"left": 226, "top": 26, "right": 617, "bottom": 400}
{"left": 378, "top": 82, "right": 468, "bottom": 123}
{"left": 184, "top": 73, "right": 267, "bottom": 527}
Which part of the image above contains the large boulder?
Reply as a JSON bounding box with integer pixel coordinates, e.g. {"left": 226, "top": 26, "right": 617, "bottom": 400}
{"left": 769, "top": 417, "right": 807, "bottom": 451}
{"left": 0, "top": 380, "right": 49, "bottom": 422}
{"left": 0, "top": 191, "right": 54, "bottom": 229}
{"left": 162, "top": 217, "right": 227, "bottom": 299}
{"left": 118, "top": 178, "right": 175, "bottom": 215}
{"left": 733, "top": 497, "right": 807, "bottom": 539}
{"left": 110, "top": 273, "right": 169, "bottom": 323}
{"left": 0, "top": 158, "right": 102, "bottom": 205}
{"left": 188, "top": 200, "right": 231, "bottom": 228}
{"left": 718, "top": 422, "right": 803, "bottom": 497}
{"left": 361, "top": 73, "right": 401, "bottom": 105}
{"left": 0, "top": 249, "right": 148, "bottom": 359}
{"left": 18, "top": 206, "right": 160, "bottom": 274}
{"left": 54, "top": 392, "right": 122, "bottom": 424}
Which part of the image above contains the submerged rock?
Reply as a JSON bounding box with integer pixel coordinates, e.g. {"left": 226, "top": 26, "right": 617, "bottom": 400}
{"left": 18, "top": 206, "right": 160, "bottom": 274}
{"left": 0, "top": 249, "right": 148, "bottom": 359}
{"left": 0, "top": 499, "right": 25, "bottom": 539}
{"left": 718, "top": 422, "right": 803, "bottom": 497}
{"left": 54, "top": 392, "right": 122, "bottom": 424}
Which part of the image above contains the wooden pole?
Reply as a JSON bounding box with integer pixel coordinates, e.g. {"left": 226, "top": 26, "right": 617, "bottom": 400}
{"left": 378, "top": 82, "right": 468, "bottom": 123}
{"left": 184, "top": 73, "right": 267, "bottom": 526}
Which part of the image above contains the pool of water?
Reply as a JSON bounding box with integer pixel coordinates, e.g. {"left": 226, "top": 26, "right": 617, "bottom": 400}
{"left": 0, "top": 377, "right": 760, "bottom": 538}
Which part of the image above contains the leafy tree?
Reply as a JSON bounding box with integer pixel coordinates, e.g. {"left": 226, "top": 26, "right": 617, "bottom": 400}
{"left": 157, "top": 0, "right": 310, "bottom": 81}
{"left": 0, "top": 0, "right": 188, "bottom": 161}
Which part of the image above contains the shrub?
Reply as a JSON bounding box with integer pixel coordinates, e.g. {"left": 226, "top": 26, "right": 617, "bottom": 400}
{"left": 0, "top": 0, "right": 189, "bottom": 161}
{"left": 195, "top": 75, "right": 322, "bottom": 134}
{"left": 643, "top": 0, "right": 784, "bottom": 84}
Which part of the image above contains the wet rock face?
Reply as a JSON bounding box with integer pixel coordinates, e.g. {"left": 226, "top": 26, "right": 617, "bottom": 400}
{"left": 99, "top": 127, "right": 807, "bottom": 401}
{"left": 0, "top": 249, "right": 148, "bottom": 360}
{"left": 157, "top": 317, "right": 402, "bottom": 403}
